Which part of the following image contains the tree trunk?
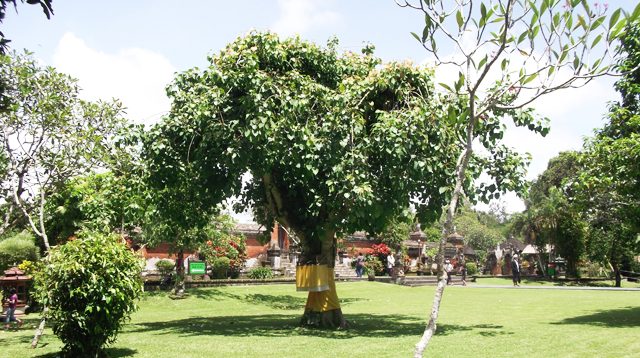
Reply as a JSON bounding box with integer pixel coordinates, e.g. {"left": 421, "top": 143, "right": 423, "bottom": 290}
{"left": 31, "top": 307, "right": 48, "bottom": 348}
{"left": 298, "top": 233, "right": 347, "bottom": 329}
{"left": 415, "top": 105, "right": 477, "bottom": 356}
{"left": 614, "top": 264, "right": 621, "bottom": 288}
{"left": 174, "top": 249, "right": 185, "bottom": 296}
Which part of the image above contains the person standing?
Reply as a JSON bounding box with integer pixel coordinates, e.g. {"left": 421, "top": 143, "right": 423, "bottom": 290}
{"left": 4, "top": 288, "right": 23, "bottom": 329}
{"left": 355, "top": 252, "right": 365, "bottom": 278}
{"left": 460, "top": 261, "right": 467, "bottom": 286}
{"left": 444, "top": 259, "right": 454, "bottom": 285}
{"left": 386, "top": 253, "right": 395, "bottom": 276}
{"left": 511, "top": 254, "right": 521, "bottom": 286}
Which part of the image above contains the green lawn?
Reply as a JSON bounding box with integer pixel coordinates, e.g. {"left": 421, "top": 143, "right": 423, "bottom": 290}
{"left": 2, "top": 282, "right": 639, "bottom": 357}
{"left": 472, "top": 276, "right": 640, "bottom": 288}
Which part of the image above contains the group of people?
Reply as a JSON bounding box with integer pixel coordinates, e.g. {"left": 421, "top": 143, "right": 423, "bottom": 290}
{"left": 353, "top": 252, "right": 397, "bottom": 278}
{"left": 355, "top": 250, "right": 524, "bottom": 287}
{"left": 444, "top": 259, "right": 467, "bottom": 286}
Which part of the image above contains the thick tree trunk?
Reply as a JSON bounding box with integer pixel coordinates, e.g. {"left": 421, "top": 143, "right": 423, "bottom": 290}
{"left": 174, "top": 249, "right": 185, "bottom": 296}
{"left": 298, "top": 233, "right": 347, "bottom": 329}
{"left": 614, "top": 265, "right": 621, "bottom": 288}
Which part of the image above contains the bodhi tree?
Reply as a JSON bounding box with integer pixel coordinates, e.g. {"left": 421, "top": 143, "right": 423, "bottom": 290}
{"left": 147, "top": 32, "right": 462, "bottom": 328}
{"left": 396, "top": 0, "right": 638, "bottom": 355}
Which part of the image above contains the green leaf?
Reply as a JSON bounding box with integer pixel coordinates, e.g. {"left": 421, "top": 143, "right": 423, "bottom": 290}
{"left": 608, "top": 9, "right": 621, "bottom": 29}
{"left": 478, "top": 55, "right": 488, "bottom": 69}
{"left": 591, "top": 34, "right": 603, "bottom": 49}
{"left": 422, "top": 25, "right": 430, "bottom": 43}
{"left": 411, "top": 32, "right": 421, "bottom": 43}
{"left": 590, "top": 16, "right": 605, "bottom": 31}
{"left": 439, "top": 82, "right": 453, "bottom": 92}
{"left": 547, "top": 66, "right": 555, "bottom": 76}
{"left": 456, "top": 10, "right": 464, "bottom": 29}
{"left": 540, "top": 0, "right": 548, "bottom": 15}
{"left": 523, "top": 73, "right": 538, "bottom": 85}
{"left": 633, "top": 2, "right": 640, "bottom": 21}
{"left": 517, "top": 32, "right": 527, "bottom": 44}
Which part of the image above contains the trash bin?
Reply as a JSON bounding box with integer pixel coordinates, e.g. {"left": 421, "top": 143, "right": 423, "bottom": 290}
{"left": 547, "top": 263, "right": 556, "bottom": 277}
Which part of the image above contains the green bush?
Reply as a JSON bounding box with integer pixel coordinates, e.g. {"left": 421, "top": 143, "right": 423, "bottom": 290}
{"left": 365, "top": 256, "right": 384, "bottom": 276}
{"left": 465, "top": 262, "right": 478, "bottom": 275}
{"left": 247, "top": 267, "right": 274, "bottom": 279}
{"left": 579, "top": 261, "right": 607, "bottom": 278}
{"left": 0, "top": 231, "right": 40, "bottom": 271}
{"left": 155, "top": 259, "right": 175, "bottom": 277}
{"left": 211, "top": 257, "right": 231, "bottom": 279}
{"left": 34, "top": 233, "right": 143, "bottom": 357}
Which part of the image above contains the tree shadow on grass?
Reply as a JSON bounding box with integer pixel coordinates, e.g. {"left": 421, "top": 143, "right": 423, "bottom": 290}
{"left": 169, "top": 288, "right": 366, "bottom": 310}
{"left": 127, "top": 313, "right": 425, "bottom": 339}
{"left": 33, "top": 347, "right": 137, "bottom": 358}
{"left": 436, "top": 323, "right": 511, "bottom": 337}
{"left": 552, "top": 306, "right": 640, "bottom": 328}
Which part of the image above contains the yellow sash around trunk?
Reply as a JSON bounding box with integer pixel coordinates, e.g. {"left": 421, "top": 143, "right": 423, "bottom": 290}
{"left": 296, "top": 264, "right": 340, "bottom": 312}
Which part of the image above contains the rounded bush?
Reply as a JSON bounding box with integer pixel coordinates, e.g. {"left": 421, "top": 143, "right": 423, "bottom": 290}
{"left": 34, "top": 233, "right": 143, "bottom": 357}
{"left": 247, "top": 267, "right": 274, "bottom": 279}
{"left": 465, "top": 262, "right": 478, "bottom": 275}
{"left": 155, "top": 259, "right": 175, "bottom": 277}
{"left": 0, "top": 231, "right": 40, "bottom": 271}
{"left": 365, "top": 256, "right": 384, "bottom": 276}
{"left": 211, "top": 257, "right": 231, "bottom": 279}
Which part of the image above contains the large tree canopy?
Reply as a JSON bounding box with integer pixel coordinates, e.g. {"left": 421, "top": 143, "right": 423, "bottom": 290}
{"left": 147, "top": 32, "right": 462, "bottom": 327}
{"left": 575, "top": 23, "right": 640, "bottom": 286}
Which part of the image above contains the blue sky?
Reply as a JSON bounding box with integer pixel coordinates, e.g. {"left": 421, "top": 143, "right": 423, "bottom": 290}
{"left": 2, "top": 0, "right": 631, "bottom": 215}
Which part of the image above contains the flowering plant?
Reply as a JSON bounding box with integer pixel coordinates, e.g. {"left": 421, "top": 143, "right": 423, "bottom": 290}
{"left": 371, "top": 243, "right": 391, "bottom": 256}
{"left": 198, "top": 226, "right": 247, "bottom": 271}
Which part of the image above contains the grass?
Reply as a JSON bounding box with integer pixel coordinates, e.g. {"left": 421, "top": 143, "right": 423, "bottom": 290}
{"left": 472, "top": 276, "right": 640, "bottom": 288}
{"left": 1, "top": 282, "right": 639, "bottom": 357}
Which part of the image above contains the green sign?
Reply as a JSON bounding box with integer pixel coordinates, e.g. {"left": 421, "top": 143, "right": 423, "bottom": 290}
{"left": 189, "top": 261, "right": 206, "bottom": 275}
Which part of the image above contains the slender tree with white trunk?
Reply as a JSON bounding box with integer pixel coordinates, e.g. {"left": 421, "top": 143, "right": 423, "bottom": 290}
{"left": 396, "top": 0, "right": 639, "bottom": 356}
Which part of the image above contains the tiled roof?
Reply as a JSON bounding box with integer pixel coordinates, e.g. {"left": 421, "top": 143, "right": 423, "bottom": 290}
{"left": 234, "top": 223, "right": 264, "bottom": 234}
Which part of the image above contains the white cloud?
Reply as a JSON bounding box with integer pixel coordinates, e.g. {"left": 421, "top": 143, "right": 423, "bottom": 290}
{"left": 52, "top": 32, "right": 176, "bottom": 126}
{"left": 271, "top": 0, "right": 341, "bottom": 37}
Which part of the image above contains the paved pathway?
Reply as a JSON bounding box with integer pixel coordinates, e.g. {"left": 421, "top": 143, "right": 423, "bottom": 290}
{"left": 465, "top": 284, "right": 640, "bottom": 291}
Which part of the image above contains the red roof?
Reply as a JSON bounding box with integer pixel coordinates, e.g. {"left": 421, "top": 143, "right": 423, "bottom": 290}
{"left": 0, "top": 267, "right": 31, "bottom": 282}
{"left": 3, "top": 267, "right": 25, "bottom": 276}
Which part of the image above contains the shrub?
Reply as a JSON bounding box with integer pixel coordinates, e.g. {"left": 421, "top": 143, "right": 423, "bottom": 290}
{"left": 465, "top": 262, "right": 478, "bottom": 275}
{"left": 247, "top": 267, "right": 275, "bottom": 279}
{"left": 211, "top": 257, "right": 231, "bottom": 279}
{"left": 155, "top": 259, "right": 175, "bottom": 277}
{"left": 579, "top": 261, "right": 607, "bottom": 278}
{"left": 34, "top": 232, "right": 143, "bottom": 357}
{"left": 18, "top": 259, "right": 41, "bottom": 275}
{"left": 364, "top": 256, "right": 384, "bottom": 276}
{"left": 0, "top": 231, "right": 40, "bottom": 271}
{"left": 199, "top": 216, "right": 247, "bottom": 272}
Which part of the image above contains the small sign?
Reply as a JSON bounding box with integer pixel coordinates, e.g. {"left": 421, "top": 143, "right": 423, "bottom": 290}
{"left": 189, "top": 261, "right": 206, "bottom": 275}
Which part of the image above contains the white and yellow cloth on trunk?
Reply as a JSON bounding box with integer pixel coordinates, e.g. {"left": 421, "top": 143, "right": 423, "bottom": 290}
{"left": 296, "top": 264, "right": 340, "bottom": 312}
